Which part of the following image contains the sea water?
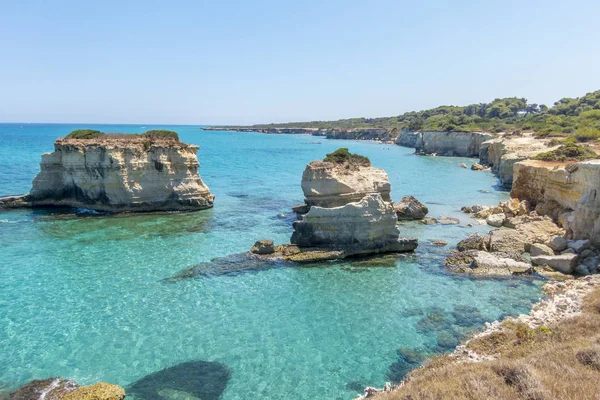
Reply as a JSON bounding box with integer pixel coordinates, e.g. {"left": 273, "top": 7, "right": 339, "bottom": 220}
{"left": 0, "top": 124, "right": 543, "bottom": 399}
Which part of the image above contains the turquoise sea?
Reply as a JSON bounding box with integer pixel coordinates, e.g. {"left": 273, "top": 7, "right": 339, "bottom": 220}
{"left": 0, "top": 124, "right": 544, "bottom": 399}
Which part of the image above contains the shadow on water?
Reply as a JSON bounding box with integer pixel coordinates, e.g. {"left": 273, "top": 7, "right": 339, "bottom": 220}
{"left": 31, "top": 208, "right": 213, "bottom": 241}
{"left": 126, "top": 360, "right": 231, "bottom": 400}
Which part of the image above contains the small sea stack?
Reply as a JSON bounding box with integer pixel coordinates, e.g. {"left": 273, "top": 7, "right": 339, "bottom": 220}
{"left": 254, "top": 148, "right": 417, "bottom": 262}
{"left": 0, "top": 129, "right": 214, "bottom": 212}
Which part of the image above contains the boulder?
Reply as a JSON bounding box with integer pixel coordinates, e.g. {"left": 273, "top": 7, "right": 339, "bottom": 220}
{"left": 445, "top": 250, "right": 532, "bottom": 276}
{"left": 531, "top": 254, "right": 579, "bottom": 274}
{"left": 250, "top": 240, "right": 275, "bottom": 255}
{"left": 547, "top": 236, "right": 568, "bottom": 252}
{"left": 471, "top": 163, "right": 485, "bottom": 171}
{"left": 393, "top": 196, "right": 429, "bottom": 220}
{"left": 568, "top": 239, "right": 591, "bottom": 253}
{"left": 529, "top": 243, "right": 554, "bottom": 257}
{"left": 420, "top": 217, "right": 438, "bottom": 225}
{"left": 459, "top": 163, "right": 467, "bottom": 168}
{"left": 457, "top": 233, "right": 489, "bottom": 251}
{"left": 562, "top": 248, "right": 576, "bottom": 255}
{"left": 489, "top": 218, "right": 563, "bottom": 253}
{"left": 486, "top": 213, "right": 506, "bottom": 227}
{"left": 9, "top": 378, "right": 125, "bottom": 400}
{"left": 430, "top": 240, "right": 448, "bottom": 246}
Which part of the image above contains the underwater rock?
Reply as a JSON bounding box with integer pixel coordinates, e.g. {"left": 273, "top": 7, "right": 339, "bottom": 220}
{"left": 451, "top": 305, "right": 485, "bottom": 327}
{"left": 387, "top": 347, "right": 429, "bottom": 383}
{"left": 436, "top": 329, "right": 461, "bottom": 350}
{"left": 416, "top": 310, "right": 452, "bottom": 333}
{"left": 127, "top": 360, "right": 231, "bottom": 400}
{"left": 9, "top": 378, "right": 124, "bottom": 400}
{"left": 167, "top": 253, "right": 285, "bottom": 279}
{"left": 437, "top": 216, "right": 460, "bottom": 225}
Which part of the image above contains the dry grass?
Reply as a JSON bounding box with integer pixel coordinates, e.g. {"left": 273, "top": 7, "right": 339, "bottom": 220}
{"left": 374, "top": 287, "right": 600, "bottom": 400}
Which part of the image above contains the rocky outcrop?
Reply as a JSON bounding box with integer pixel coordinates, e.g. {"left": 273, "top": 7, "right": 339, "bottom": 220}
{"left": 511, "top": 159, "right": 600, "bottom": 246}
{"left": 203, "top": 126, "right": 396, "bottom": 141}
{"left": 300, "top": 161, "right": 391, "bottom": 208}
{"left": 396, "top": 131, "right": 492, "bottom": 157}
{"left": 1, "top": 136, "right": 214, "bottom": 212}
{"left": 393, "top": 196, "right": 429, "bottom": 220}
{"left": 9, "top": 378, "right": 125, "bottom": 400}
{"left": 478, "top": 133, "right": 558, "bottom": 188}
{"left": 291, "top": 193, "right": 406, "bottom": 249}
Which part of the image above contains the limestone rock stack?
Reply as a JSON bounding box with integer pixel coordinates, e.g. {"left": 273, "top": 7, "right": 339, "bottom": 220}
{"left": 22, "top": 134, "right": 214, "bottom": 212}
{"left": 290, "top": 150, "right": 417, "bottom": 254}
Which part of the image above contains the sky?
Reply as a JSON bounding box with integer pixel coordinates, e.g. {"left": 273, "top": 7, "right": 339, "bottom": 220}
{"left": 0, "top": 0, "right": 599, "bottom": 125}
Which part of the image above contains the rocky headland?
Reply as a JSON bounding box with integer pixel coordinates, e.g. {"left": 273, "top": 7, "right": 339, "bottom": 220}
{"left": 396, "top": 130, "right": 493, "bottom": 157}
{"left": 0, "top": 130, "right": 214, "bottom": 213}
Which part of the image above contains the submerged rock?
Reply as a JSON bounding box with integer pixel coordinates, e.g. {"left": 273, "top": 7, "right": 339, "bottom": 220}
{"left": 9, "top": 378, "right": 124, "bottom": 400}
{"left": 127, "top": 360, "right": 231, "bottom": 400}
{"left": 437, "top": 216, "right": 460, "bottom": 225}
{"left": 393, "top": 196, "right": 429, "bottom": 220}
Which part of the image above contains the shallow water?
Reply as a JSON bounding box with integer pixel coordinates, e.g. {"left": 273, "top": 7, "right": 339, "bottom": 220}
{"left": 0, "top": 124, "right": 543, "bottom": 399}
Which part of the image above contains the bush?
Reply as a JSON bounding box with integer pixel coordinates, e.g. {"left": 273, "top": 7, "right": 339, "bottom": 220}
{"left": 323, "top": 148, "right": 371, "bottom": 167}
{"left": 142, "top": 130, "right": 179, "bottom": 141}
{"left": 534, "top": 143, "right": 598, "bottom": 162}
{"left": 65, "top": 129, "right": 104, "bottom": 139}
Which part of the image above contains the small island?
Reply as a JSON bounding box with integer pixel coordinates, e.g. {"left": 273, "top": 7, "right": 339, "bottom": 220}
{"left": 0, "top": 129, "right": 214, "bottom": 213}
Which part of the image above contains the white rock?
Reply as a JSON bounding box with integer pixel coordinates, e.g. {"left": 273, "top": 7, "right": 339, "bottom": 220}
{"left": 486, "top": 213, "right": 506, "bottom": 228}
{"left": 529, "top": 243, "right": 554, "bottom": 257}
{"left": 531, "top": 254, "right": 579, "bottom": 274}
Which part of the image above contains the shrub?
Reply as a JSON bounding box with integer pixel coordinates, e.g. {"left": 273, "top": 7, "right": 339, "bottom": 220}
{"left": 533, "top": 143, "right": 598, "bottom": 162}
{"left": 142, "top": 130, "right": 179, "bottom": 141}
{"left": 323, "top": 148, "right": 371, "bottom": 167}
{"left": 65, "top": 129, "right": 104, "bottom": 139}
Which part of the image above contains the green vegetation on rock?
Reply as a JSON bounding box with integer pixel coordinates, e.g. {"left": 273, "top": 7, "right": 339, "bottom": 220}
{"left": 141, "top": 130, "right": 179, "bottom": 140}
{"left": 534, "top": 143, "right": 598, "bottom": 162}
{"left": 323, "top": 148, "right": 371, "bottom": 167}
{"left": 249, "top": 90, "right": 600, "bottom": 142}
{"left": 65, "top": 129, "right": 104, "bottom": 139}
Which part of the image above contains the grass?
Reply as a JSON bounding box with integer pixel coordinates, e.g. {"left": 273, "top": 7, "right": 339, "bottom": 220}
{"left": 533, "top": 143, "right": 598, "bottom": 162}
{"left": 65, "top": 129, "right": 104, "bottom": 139}
{"left": 373, "top": 287, "right": 600, "bottom": 400}
{"left": 323, "top": 148, "right": 371, "bottom": 167}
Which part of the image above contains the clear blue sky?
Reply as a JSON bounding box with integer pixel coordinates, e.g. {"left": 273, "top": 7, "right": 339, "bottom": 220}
{"left": 1, "top": 0, "right": 599, "bottom": 125}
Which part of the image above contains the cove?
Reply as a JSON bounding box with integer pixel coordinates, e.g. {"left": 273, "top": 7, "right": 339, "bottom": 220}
{"left": 0, "top": 124, "right": 544, "bottom": 399}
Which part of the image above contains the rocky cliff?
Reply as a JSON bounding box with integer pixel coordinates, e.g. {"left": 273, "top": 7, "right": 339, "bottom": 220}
{"left": 396, "top": 131, "right": 492, "bottom": 157}
{"left": 479, "top": 134, "right": 557, "bottom": 188}
{"left": 511, "top": 159, "right": 600, "bottom": 246}
{"left": 300, "top": 161, "right": 391, "bottom": 208}
{"left": 13, "top": 135, "right": 214, "bottom": 212}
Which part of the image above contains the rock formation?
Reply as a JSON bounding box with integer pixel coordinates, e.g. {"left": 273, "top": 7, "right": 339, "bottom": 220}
{"left": 511, "top": 159, "right": 600, "bottom": 246}
{"left": 396, "top": 131, "right": 492, "bottom": 157}
{"left": 257, "top": 150, "right": 417, "bottom": 262}
{"left": 393, "top": 196, "right": 429, "bottom": 220}
{"left": 300, "top": 160, "right": 391, "bottom": 208}
{"left": 0, "top": 132, "right": 214, "bottom": 212}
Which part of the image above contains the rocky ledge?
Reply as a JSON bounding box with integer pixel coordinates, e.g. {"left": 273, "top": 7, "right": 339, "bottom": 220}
{"left": 0, "top": 131, "right": 214, "bottom": 213}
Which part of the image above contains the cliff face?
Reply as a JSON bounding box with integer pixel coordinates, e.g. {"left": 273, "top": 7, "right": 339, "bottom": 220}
{"left": 26, "top": 137, "right": 214, "bottom": 212}
{"left": 479, "top": 134, "right": 556, "bottom": 188}
{"left": 300, "top": 161, "right": 391, "bottom": 208}
{"left": 396, "top": 131, "right": 492, "bottom": 157}
{"left": 291, "top": 193, "right": 403, "bottom": 248}
{"left": 511, "top": 159, "right": 600, "bottom": 245}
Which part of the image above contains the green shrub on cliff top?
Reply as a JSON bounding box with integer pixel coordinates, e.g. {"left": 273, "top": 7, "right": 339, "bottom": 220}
{"left": 324, "top": 148, "right": 371, "bottom": 167}
{"left": 533, "top": 143, "right": 598, "bottom": 162}
{"left": 65, "top": 129, "right": 104, "bottom": 139}
{"left": 142, "top": 130, "right": 179, "bottom": 141}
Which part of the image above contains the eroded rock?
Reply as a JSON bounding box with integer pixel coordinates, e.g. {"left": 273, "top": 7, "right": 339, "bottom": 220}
{"left": 393, "top": 196, "right": 429, "bottom": 220}
{"left": 531, "top": 254, "right": 579, "bottom": 274}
